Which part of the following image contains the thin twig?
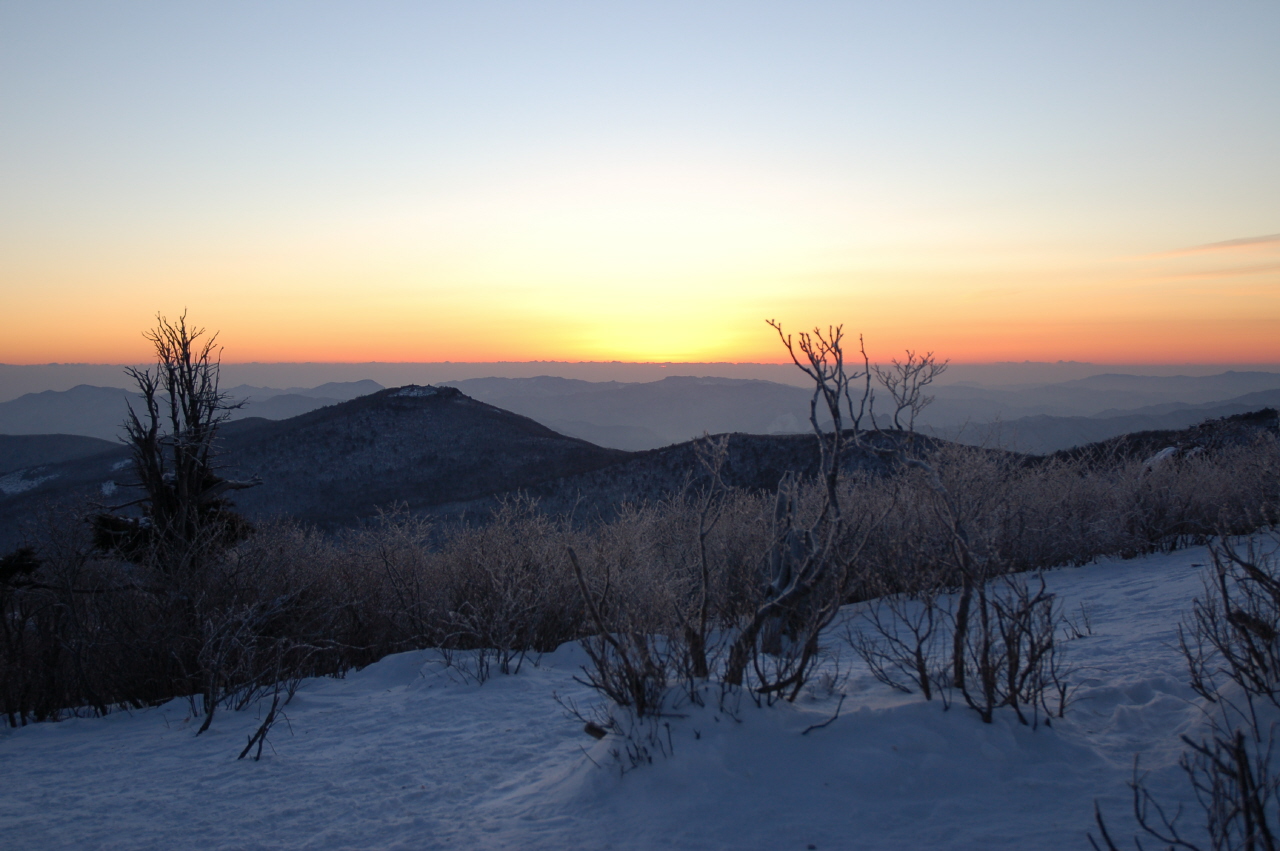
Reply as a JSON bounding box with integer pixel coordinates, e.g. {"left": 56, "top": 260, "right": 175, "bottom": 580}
{"left": 801, "top": 693, "right": 846, "bottom": 735}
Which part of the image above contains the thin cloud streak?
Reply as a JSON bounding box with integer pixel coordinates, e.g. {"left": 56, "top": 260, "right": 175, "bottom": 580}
{"left": 1160, "top": 262, "right": 1280, "bottom": 280}
{"left": 1156, "top": 233, "right": 1280, "bottom": 257}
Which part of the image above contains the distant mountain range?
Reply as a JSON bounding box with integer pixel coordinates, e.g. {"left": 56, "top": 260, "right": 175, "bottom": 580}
{"left": 0, "top": 384, "right": 874, "bottom": 547}
{"left": 927, "top": 388, "right": 1280, "bottom": 454}
{"left": 444, "top": 375, "right": 820, "bottom": 450}
{"left": 4, "top": 370, "right": 1280, "bottom": 459}
{"left": 217, "top": 386, "right": 626, "bottom": 524}
{"left": 2, "top": 381, "right": 1276, "bottom": 550}
{"left": 925, "top": 371, "right": 1280, "bottom": 425}
{"left": 447, "top": 372, "right": 1280, "bottom": 453}
{"left": 0, "top": 380, "right": 385, "bottom": 440}
{"left": 0, "top": 434, "right": 119, "bottom": 475}
{"left": 0, "top": 386, "right": 625, "bottom": 543}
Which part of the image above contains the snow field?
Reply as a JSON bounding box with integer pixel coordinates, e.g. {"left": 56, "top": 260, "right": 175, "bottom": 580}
{"left": 0, "top": 545, "right": 1223, "bottom": 849}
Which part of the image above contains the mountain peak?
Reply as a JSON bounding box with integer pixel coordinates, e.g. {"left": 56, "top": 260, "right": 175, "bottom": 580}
{"left": 384, "top": 385, "right": 461, "bottom": 399}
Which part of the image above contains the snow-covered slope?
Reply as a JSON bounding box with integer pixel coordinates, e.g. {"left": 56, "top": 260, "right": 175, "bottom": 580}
{"left": 0, "top": 546, "right": 1222, "bottom": 850}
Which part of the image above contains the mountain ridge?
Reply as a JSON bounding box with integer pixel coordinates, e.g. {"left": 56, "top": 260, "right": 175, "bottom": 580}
{"left": 3, "top": 381, "right": 1277, "bottom": 549}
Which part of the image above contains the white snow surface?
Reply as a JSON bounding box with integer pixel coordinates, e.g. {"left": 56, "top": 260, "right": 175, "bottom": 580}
{"left": 0, "top": 469, "right": 57, "bottom": 495}
{"left": 0, "top": 546, "right": 1226, "bottom": 850}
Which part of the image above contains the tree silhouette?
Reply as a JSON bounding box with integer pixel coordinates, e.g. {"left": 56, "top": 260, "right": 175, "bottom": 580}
{"left": 93, "top": 312, "right": 256, "bottom": 570}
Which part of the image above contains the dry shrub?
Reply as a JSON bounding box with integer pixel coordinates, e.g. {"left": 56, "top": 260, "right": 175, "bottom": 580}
{"left": 432, "top": 503, "right": 583, "bottom": 676}
{"left": 850, "top": 434, "right": 1277, "bottom": 727}
{"left": 851, "top": 435, "right": 1280, "bottom": 600}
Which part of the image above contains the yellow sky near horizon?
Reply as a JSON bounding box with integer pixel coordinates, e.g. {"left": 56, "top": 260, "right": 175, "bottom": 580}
{"left": 4, "top": 229, "right": 1277, "bottom": 366}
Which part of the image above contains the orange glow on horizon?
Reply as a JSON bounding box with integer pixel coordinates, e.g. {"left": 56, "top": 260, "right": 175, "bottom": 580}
{"left": 4, "top": 313, "right": 1277, "bottom": 367}
{"left": 3, "top": 229, "right": 1277, "bottom": 367}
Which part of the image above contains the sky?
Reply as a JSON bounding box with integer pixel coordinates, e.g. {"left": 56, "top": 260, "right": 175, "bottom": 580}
{"left": 2, "top": 1, "right": 1278, "bottom": 366}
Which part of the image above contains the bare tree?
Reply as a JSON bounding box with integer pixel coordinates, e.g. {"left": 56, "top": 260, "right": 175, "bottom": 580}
{"left": 721, "top": 322, "right": 881, "bottom": 697}
{"left": 874, "top": 350, "right": 948, "bottom": 432}
{"left": 93, "top": 313, "right": 256, "bottom": 570}
{"left": 845, "top": 333, "right": 876, "bottom": 432}
{"left": 850, "top": 569, "right": 947, "bottom": 701}
{"left": 678, "top": 434, "right": 731, "bottom": 681}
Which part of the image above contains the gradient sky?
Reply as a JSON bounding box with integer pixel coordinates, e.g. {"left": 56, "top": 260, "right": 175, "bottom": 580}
{"left": 2, "top": 1, "right": 1278, "bottom": 365}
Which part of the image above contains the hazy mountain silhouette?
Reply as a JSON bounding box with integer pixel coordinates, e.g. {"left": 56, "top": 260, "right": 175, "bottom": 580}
{"left": 3, "top": 380, "right": 1277, "bottom": 549}
{"left": 0, "top": 386, "right": 138, "bottom": 440}
{"left": 445, "top": 372, "right": 1280, "bottom": 453}
{"left": 928, "top": 388, "right": 1280, "bottom": 453}
{"left": 0, "top": 384, "right": 841, "bottom": 544}
{"left": 445, "top": 375, "right": 822, "bottom": 450}
{"left": 0, "top": 434, "right": 119, "bottom": 475}
{"left": 215, "top": 386, "right": 627, "bottom": 524}
{"left": 0, "top": 386, "right": 625, "bottom": 540}
{"left": 8, "top": 371, "right": 1280, "bottom": 455}
{"left": 924, "top": 371, "right": 1280, "bottom": 426}
{"left": 221, "top": 380, "right": 385, "bottom": 402}
{"left": 0, "top": 380, "right": 386, "bottom": 441}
